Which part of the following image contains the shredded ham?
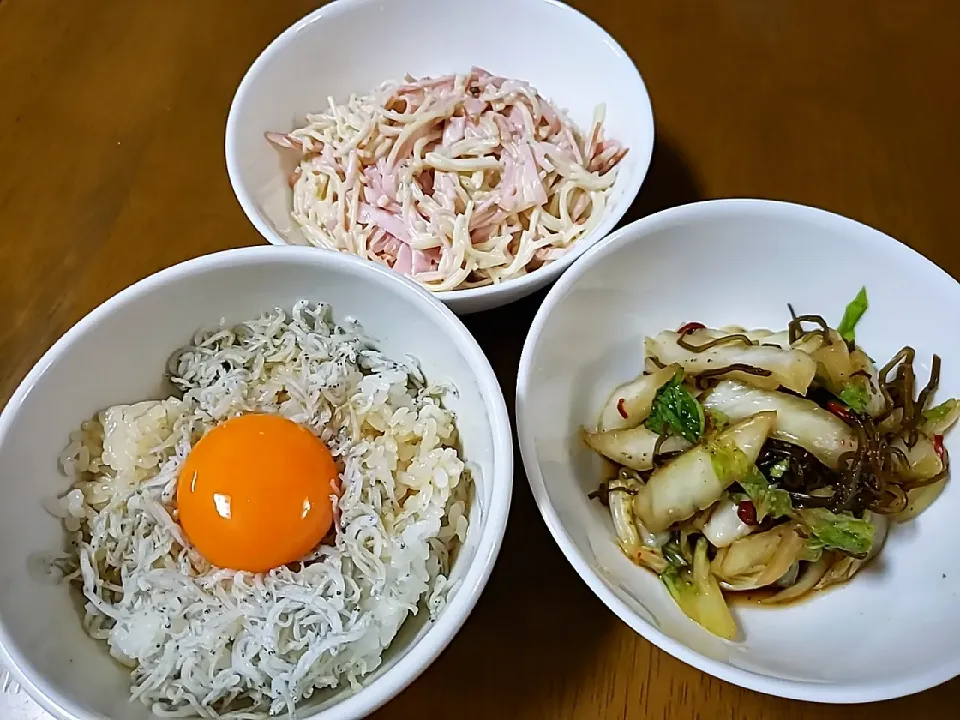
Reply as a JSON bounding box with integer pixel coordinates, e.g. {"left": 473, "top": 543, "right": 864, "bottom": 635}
{"left": 267, "top": 67, "right": 627, "bottom": 291}
{"left": 358, "top": 202, "right": 409, "bottom": 243}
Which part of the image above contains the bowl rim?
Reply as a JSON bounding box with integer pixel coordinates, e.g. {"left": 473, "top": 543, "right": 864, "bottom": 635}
{"left": 515, "top": 197, "right": 960, "bottom": 704}
{"left": 0, "top": 245, "right": 514, "bottom": 720}
{"left": 223, "top": 0, "right": 655, "bottom": 303}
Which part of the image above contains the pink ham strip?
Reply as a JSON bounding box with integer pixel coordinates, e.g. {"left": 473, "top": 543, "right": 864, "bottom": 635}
{"left": 559, "top": 125, "right": 584, "bottom": 165}
{"left": 395, "top": 74, "right": 458, "bottom": 94}
{"left": 387, "top": 90, "right": 426, "bottom": 115}
{"left": 469, "top": 67, "right": 505, "bottom": 90}
{"left": 517, "top": 142, "right": 548, "bottom": 206}
{"left": 267, "top": 131, "right": 312, "bottom": 188}
{"left": 443, "top": 116, "right": 466, "bottom": 146}
{"left": 589, "top": 141, "right": 629, "bottom": 174}
{"left": 391, "top": 241, "right": 440, "bottom": 277}
{"left": 499, "top": 142, "right": 547, "bottom": 213}
{"left": 571, "top": 190, "right": 592, "bottom": 221}
{"left": 369, "top": 229, "right": 397, "bottom": 256}
{"left": 490, "top": 112, "right": 517, "bottom": 141}
{"left": 433, "top": 172, "right": 461, "bottom": 211}
{"left": 358, "top": 203, "right": 410, "bottom": 243}
{"left": 393, "top": 243, "right": 413, "bottom": 275}
{"left": 539, "top": 101, "right": 561, "bottom": 136}
{"left": 364, "top": 186, "right": 400, "bottom": 211}
{"left": 363, "top": 158, "right": 400, "bottom": 207}
{"left": 534, "top": 246, "right": 567, "bottom": 263}
{"left": 265, "top": 131, "right": 304, "bottom": 151}
{"left": 463, "top": 97, "right": 487, "bottom": 116}
{"left": 470, "top": 226, "right": 495, "bottom": 245}
{"left": 267, "top": 131, "right": 354, "bottom": 189}
{"left": 360, "top": 202, "right": 440, "bottom": 277}
{"left": 469, "top": 196, "right": 506, "bottom": 234}
{"left": 465, "top": 115, "right": 496, "bottom": 142}
{"left": 507, "top": 104, "right": 534, "bottom": 137}
{"left": 585, "top": 121, "right": 603, "bottom": 164}
{"left": 412, "top": 246, "right": 441, "bottom": 274}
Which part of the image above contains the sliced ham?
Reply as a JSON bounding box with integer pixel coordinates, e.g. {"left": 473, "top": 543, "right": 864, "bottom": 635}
{"left": 499, "top": 141, "right": 547, "bottom": 213}
{"left": 393, "top": 243, "right": 413, "bottom": 275}
{"left": 539, "top": 100, "right": 561, "bottom": 136}
{"left": 463, "top": 97, "right": 487, "bottom": 116}
{"left": 411, "top": 247, "right": 440, "bottom": 275}
{"left": 369, "top": 230, "right": 399, "bottom": 257}
{"left": 363, "top": 159, "right": 400, "bottom": 207}
{"left": 571, "top": 190, "right": 592, "bottom": 221}
{"left": 268, "top": 69, "right": 627, "bottom": 291}
{"left": 442, "top": 116, "right": 466, "bottom": 146}
{"left": 358, "top": 203, "right": 409, "bottom": 243}
{"left": 395, "top": 74, "right": 458, "bottom": 95}
{"left": 469, "top": 196, "right": 505, "bottom": 232}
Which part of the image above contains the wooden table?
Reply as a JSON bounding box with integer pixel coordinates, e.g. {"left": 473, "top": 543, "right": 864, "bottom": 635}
{"left": 1, "top": 1, "right": 958, "bottom": 718}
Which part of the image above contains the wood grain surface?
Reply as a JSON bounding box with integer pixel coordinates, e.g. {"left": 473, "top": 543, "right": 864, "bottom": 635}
{"left": 1, "top": 1, "right": 958, "bottom": 718}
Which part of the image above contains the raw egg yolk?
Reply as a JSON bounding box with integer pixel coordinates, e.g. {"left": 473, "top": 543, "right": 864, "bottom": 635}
{"left": 177, "top": 413, "right": 339, "bottom": 573}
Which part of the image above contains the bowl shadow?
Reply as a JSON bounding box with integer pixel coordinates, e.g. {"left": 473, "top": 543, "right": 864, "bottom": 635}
{"left": 620, "top": 135, "right": 703, "bottom": 225}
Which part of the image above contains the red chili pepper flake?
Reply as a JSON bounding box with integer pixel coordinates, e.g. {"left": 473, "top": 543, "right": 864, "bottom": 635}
{"left": 737, "top": 500, "right": 758, "bottom": 526}
{"left": 616, "top": 398, "right": 628, "bottom": 419}
{"left": 933, "top": 434, "right": 946, "bottom": 464}
{"left": 677, "top": 321, "right": 706, "bottom": 335}
{"left": 826, "top": 400, "right": 852, "bottom": 421}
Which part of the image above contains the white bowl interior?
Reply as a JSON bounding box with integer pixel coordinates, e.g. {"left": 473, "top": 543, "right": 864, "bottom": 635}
{"left": 0, "top": 248, "right": 510, "bottom": 720}
{"left": 225, "top": 0, "right": 653, "bottom": 311}
{"left": 518, "top": 200, "right": 960, "bottom": 701}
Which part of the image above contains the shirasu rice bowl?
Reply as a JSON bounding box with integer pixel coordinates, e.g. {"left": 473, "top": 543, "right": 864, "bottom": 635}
{"left": 49, "top": 300, "right": 471, "bottom": 718}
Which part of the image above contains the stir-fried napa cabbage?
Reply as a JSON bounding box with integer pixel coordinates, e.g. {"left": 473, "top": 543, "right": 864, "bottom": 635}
{"left": 702, "top": 380, "right": 856, "bottom": 469}
{"left": 661, "top": 538, "right": 737, "bottom": 640}
{"left": 702, "top": 498, "right": 754, "bottom": 548}
{"left": 633, "top": 412, "right": 776, "bottom": 533}
{"left": 581, "top": 426, "right": 689, "bottom": 471}
{"left": 598, "top": 364, "right": 681, "bottom": 431}
{"left": 645, "top": 330, "right": 817, "bottom": 395}
{"left": 712, "top": 523, "right": 807, "bottom": 591}
{"left": 581, "top": 287, "right": 955, "bottom": 639}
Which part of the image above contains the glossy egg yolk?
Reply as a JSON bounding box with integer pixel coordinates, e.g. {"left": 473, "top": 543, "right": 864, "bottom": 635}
{"left": 177, "top": 413, "right": 339, "bottom": 573}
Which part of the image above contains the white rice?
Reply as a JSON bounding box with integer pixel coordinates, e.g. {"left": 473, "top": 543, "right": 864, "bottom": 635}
{"left": 52, "top": 300, "right": 470, "bottom": 718}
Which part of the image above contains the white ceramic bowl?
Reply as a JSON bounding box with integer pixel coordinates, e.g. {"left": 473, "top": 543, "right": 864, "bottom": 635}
{"left": 516, "top": 199, "right": 960, "bottom": 703}
{"left": 225, "top": 0, "right": 654, "bottom": 315}
{"left": 0, "top": 247, "right": 513, "bottom": 720}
